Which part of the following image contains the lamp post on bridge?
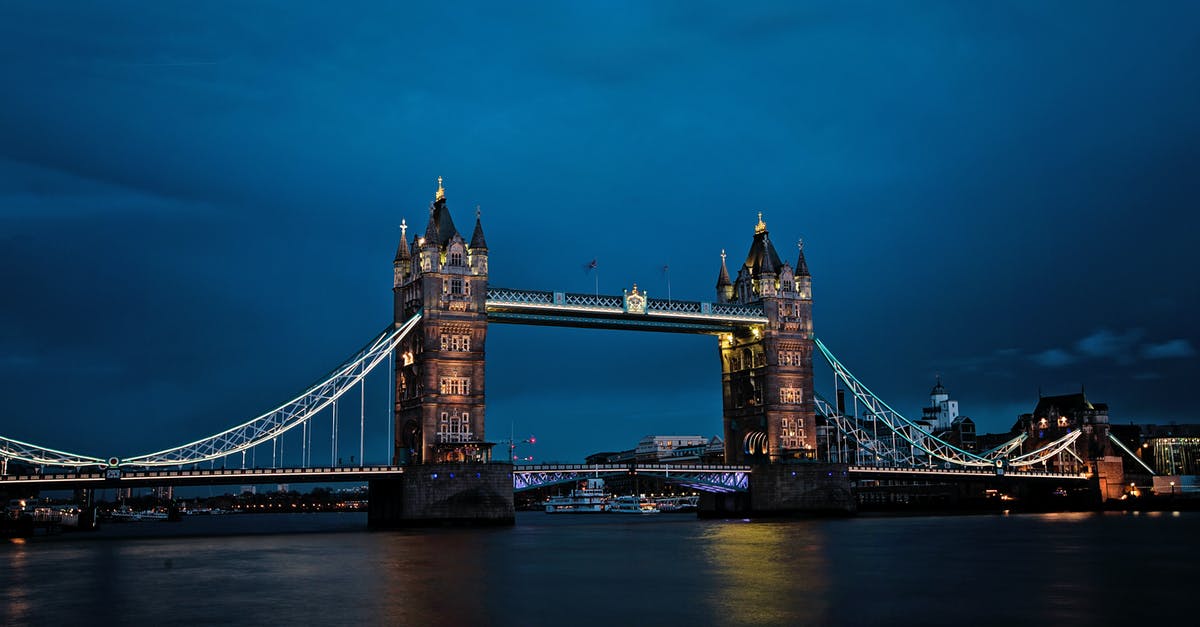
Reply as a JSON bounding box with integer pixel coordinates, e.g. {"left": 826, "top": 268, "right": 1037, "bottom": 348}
{"left": 502, "top": 423, "right": 536, "bottom": 464}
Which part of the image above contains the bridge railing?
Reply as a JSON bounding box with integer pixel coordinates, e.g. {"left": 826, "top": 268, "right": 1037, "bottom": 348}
{"left": 486, "top": 288, "right": 767, "bottom": 321}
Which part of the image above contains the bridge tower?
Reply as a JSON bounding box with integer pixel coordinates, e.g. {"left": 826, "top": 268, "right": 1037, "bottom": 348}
{"left": 392, "top": 178, "right": 493, "bottom": 464}
{"left": 716, "top": 214, "right": 815, "bottom": 464}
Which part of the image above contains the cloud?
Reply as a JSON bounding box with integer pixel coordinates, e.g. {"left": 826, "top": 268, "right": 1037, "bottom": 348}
{"left": 1075, "top": 328, "right": 1143, "bottom": 361}
{"left": 1031, "top": 348, "right": 1076, "bottom": 368}
{"left": 1142, "top": 339, "right": 1196, "bottom": 360}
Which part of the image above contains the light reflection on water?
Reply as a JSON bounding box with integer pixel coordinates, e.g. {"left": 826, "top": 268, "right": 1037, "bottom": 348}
{"left": 2, "top": 511, "right": 1197, "bottom": 626}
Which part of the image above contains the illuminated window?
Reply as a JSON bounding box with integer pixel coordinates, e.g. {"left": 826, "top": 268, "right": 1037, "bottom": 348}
{"left": 439, "top": 377, "right": 471, "bottom": 395}
{"left": 451, "top": 278, "right": 463, "bottom": 294}
{"left": 780, "top": 417, "right": 804, "bottom": 449}
{"left": 441, "top": 333, "right": 471, "bottom": 352}
{"left": 449, "top": 251, "right": 464, "bottom": 266}
{"left": 437, "top": 412, "right": 472, "bottom": 443}
{"left": 780, "top": 387, "right": 802, "bottom": 404}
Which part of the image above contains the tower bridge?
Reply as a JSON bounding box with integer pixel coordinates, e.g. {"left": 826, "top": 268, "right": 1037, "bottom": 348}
{"left": 1, "top": 178, "right": 1110, "bottom": 525}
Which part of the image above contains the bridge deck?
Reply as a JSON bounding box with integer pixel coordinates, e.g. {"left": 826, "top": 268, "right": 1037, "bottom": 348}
{"left": 486, "top": 288, "right": 766, "bottom": 334}
{"left": 0, "top": 466, "right": 407, "bottom": 489}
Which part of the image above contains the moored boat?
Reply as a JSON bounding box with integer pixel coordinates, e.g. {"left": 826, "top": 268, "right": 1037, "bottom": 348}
{"left": 608, "top": 495, "right": 659, "bottom": 514}
{"left": 545, "top": 478, "right": 610, "bottom": 513}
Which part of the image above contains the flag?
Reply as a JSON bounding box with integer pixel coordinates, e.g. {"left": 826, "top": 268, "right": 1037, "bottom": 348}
{"left": 584, "top": 258, "right": 598, "bottom": 273}
{"left": 661, "top": 264, "right": 670, "bottom": 275}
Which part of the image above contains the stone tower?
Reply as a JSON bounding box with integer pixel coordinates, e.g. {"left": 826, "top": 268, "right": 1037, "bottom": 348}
{"left": 716, "top": 213, "right": 815, "bottom": 464}
{"left": 392, "top": 178, "right": 492, "bottom": 464}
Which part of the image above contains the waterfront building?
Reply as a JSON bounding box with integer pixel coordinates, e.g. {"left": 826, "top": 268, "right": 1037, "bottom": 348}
{"left": 1011, "top": 388, "right": 1114, "bottom": 474}
{"left": 587, "top": 435, "right": 724, "bottom": 465}
{"left": 1138, "top": 424, "right": 1200, "bottom": 475}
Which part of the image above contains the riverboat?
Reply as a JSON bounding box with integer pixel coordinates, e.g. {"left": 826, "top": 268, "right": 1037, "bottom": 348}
{"left": 545, "top": 478, "right": 610, "bottom": 513}
{"left": 608, "top": 495, "right": 659, "bottom": 514}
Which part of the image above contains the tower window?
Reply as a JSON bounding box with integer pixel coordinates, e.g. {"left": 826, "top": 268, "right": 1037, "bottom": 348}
{"left": 780, "top": 387, "right": 802, "bottom": 404}
{"left": 451, "top": 278, "right": 463, "bottom": 294}
{"left": 437, "top": 411, "right": 473, "bottom": 443}
{"left": 439, "top": 376, "right": 471, "bottom": 395}
{"left": 441, "top": 333, "right": 471, "bottom": 352}
{"left": 449, "top": 251, "right": 464, "bottom": 266}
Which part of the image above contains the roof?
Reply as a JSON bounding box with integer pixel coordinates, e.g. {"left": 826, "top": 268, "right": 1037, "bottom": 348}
{"left": 716, "top": 251, "right": 732, "bottom": 288}
{"left": 931, "top": 376, "right": 947, "bottom": 396}
{"left": 423, "top": 197, "right": 460, "bottom": 247}
{"left": 1033, "top": 392, "right": 1098, "bottom": 417}
{"left": 470, "top": 210, "right": 488, "bottom": 250}
{"left": 742, "top": 229, "right": 785, "bottom": 278}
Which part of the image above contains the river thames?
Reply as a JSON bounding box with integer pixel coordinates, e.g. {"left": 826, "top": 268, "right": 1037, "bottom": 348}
{"left": 3, "top": 511, "right": 1196, "bottom": 625}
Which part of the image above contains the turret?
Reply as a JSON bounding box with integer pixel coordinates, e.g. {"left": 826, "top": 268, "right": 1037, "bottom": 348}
{"left": 394, "top": 219, "right": 411, "bottom": 286}
{"left": 469, "top": 206, "right": 489, "bottom": 275}
{"left": 794, "top": 238, "right": 811, "bottom": 300}
{"left": 715, "top": 249, "right": 733, "bottom": 303}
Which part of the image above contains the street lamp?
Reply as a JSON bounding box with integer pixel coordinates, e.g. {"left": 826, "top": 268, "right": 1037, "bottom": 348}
{"left": 1170, "top": 480, "right": 1176, "bottom": 496}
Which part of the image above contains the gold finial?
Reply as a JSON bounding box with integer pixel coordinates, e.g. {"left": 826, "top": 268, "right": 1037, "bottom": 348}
{"left": 631, "top": 283, "right": 639, "bottom": 294}
{"left": 435, "top": 176, "right": 445, "bottom": 202}
{"left": 755, "top": 212, "right": 767, "bottom": 234}
{"left": 400, "top": 219, "right": 408, "bottom": 239}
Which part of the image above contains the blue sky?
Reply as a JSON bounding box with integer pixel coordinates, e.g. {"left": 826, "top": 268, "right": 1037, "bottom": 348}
{"left": 2, "top": 2, "right": 1198, "bottom": 464}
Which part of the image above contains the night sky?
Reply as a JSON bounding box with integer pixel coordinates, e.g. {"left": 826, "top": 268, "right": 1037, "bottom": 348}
{"left": 2, "top": 2, "right": 1198, "bottom": 465}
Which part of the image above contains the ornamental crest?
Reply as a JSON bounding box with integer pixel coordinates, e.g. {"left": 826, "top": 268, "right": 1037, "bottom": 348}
{"left": 623, "top": 283, "right": 647, "bottom": 314}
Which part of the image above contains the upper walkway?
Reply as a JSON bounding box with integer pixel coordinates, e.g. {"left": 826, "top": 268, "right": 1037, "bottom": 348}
{"left": 485, "top": 287, "right": 766, "bottom": 334}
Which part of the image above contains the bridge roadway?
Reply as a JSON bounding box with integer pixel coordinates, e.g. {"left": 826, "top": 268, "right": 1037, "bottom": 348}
{"left": 846, "top": 465, "right": 1089, "bottom": 481}
{"left": 0, "top": 463, "right": 1088, "bottom": 491}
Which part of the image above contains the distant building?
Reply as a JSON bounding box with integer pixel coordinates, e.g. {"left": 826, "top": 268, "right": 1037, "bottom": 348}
{"left": 1139, "top": 424, "right": 1200, "bottom": 475}
{"left": 636, "top": 435, "right": 709, "bottom": 462}
{"left": 922, "top": 376, "right": 959, "bottom": 432}
{"left": 586, "top": 435, "right": 724, "bottom": 465}
{"left": 919, "top": 377, "right": 976, "bottom": 454}
{"left": 1011, "top": 388, "right": 1115, "bottom": 474}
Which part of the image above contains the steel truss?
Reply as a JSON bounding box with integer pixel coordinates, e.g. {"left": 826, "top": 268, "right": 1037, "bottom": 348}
{"left": 0, "top": 435, "right": 106, "bottom": 469}
{"left": 117, "top": 313, "right": 422, "bottom": 468}
{"left": 513, "top": 464, "right": 750, "bottom": 493}
{"left": 815, "top": 337, "right": 1080, "bottom": 470}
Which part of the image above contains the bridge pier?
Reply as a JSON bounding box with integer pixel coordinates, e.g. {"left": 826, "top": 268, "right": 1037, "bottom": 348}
{"left": 368, "top": 462, "right": 514, "bottom": 528}
{"left": 700, "top": 463, "right": 855, "bottom": 518}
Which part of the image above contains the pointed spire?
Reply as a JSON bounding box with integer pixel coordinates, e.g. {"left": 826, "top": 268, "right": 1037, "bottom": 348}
{"left": 470, "top": 204, "right": 488, "bottom": 251}
{"left": 435, "top": 176, "right": 445, "bottom": 202}
{"left": 395, "top": 219, "right": 411, "bottom": 261}
{"left": 716, "top": 248, "right": 732, "bottom": 287}
{"left": 761, "top": 236, "right": 776, "bottom": 274}
{"left": 795, "top": 237, "right": 810, "bottom": 276}
{"left": 424, "top": 203, "right": 440, "bottom": 246}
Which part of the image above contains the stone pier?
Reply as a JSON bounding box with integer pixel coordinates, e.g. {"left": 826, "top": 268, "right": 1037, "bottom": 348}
{"left": 700, "top": 463, "right": 855, "bottom": 517}
{"left": 368, "top": 462, "right": 514, "bottom": 528}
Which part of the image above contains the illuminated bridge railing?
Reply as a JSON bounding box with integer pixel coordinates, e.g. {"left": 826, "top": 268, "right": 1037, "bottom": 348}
{"left": 486, "top": 287, "right": 767, "bottom": 332}
{"left": 512, "top": 463, "right": 752, "bottom": 493}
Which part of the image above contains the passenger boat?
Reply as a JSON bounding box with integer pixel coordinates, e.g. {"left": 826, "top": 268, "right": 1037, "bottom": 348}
{"left": 545, "top": 478, "right": 610, "bottom": 513}
{"left": 608, "top": 495, "right": 659, "bottom": 514}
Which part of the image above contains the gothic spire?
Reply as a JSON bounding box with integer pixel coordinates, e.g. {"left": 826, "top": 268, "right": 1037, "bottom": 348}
{"left": 470, "top": 205, "right": 488, "bottom": 251}
{"left": 795, "top": 237, "right": 810, "bottom": 276}
{"left": 761, "top": 235, "right": 776, "bottom": 275}
{"left": 395, "top": 219, "right": 410, "bottom": 261}
{"left": 716, "top": 249, "right": 731, "bottom": 287}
